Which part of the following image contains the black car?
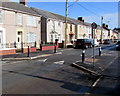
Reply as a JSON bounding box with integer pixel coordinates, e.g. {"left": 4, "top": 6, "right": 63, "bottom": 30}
{"left": 103, "top": 39, "right": 111, "bottom": 44}
{"left": 116, "top": 41, "right": 120, "bottom": 51}
{"left": 73, "top": 39, "right": 92, "bottom": 49}
{"left": 114, "top": 39, "right": 118, "bottom": 43}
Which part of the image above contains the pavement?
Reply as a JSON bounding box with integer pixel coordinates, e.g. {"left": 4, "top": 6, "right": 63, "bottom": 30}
{"left": 72, "top": 50, "right": 118, "bottom": 76}
{"left": 1, "top": 48, "right": 64, "bottom": 60}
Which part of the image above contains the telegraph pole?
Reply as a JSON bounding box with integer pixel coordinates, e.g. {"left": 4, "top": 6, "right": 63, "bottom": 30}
{"left": 64, "top": 0, "right": 68, "bottom": 48}
{"left": 101, "top": 16, "right": 103, "bottom": 44}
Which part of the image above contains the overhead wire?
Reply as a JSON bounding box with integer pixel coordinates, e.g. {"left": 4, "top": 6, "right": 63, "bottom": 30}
{"left": 66, "top": 1, "right": 113, "bottom": 28}
{"left": 75, "top": 2, "right": 101, "bottom": 17}
{"left": 82, "top": 2, "right": 111, "bottom": 13}
{"left": 68, "top": 2, "right": 76, "bottom": 16}
{"left": 74, "top": 2, "right": 114, "bottom": 28}
{"left": 81, "top": 2, "right": 116, "bottom": 28}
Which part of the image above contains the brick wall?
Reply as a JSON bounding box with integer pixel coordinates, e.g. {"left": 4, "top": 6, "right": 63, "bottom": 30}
{"left": 23, "top": 47, "right": 37, "bottom": 53}
{"left": 41, "top": 45, "right": 58, "bottom": 51}
{"left": 0, "top": 48, "right": 16, "bottom": 56}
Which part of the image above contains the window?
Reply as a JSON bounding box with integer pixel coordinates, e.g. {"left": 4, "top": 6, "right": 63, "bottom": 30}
{"left": 27, "top": 16, "right": 36, "bottom": 27}
{"left": 33, "top": 17, "right": 37, "bottom": 26}
{"left": 51, "top": 34, "right": 53, "bottom": 42}
{"left": 58, "top": 22, "right": 61, "bottom": 26}
{"left": 27, "top": 32, "right": 36, "bottom": 42}
{"left": 0, "top": 31, "right": 3, "bottom": 43}
{"left": 0, "top": 10, "right": 3, "bottom": 23}
{"left": 55, "top": 34, "right": 57, "bottom": 39}
{"left": 17, "top": 14, "right": 22, "bottom": 25}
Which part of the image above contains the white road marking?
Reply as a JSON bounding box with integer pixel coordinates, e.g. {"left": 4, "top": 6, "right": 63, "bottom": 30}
{"left": 38, "top": 59, "right": 47, "bottom": 62}
{"left": 2, "top": 60, "right": 27, "bottom": 66}
{"left": 55, "top": 52, "right": 62, "bottom": 55}
{"left": 54, "top": 61, "right": 64, "bottom": 65}
{"left": 60, "top": 50, "right": 64, "bottom": 52}
{"left": 92, "top": 77, "right": 102, "bottom": 87}
{"left": 64, "top": 49, "right": 73, "bottom": 51}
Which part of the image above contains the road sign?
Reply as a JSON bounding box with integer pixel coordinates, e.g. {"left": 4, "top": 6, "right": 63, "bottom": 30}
{"left": 91, "top": 22, "right": 97, "bottom": 29}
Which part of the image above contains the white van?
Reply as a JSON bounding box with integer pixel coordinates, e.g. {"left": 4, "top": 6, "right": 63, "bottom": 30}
{"left": 91, "top": 39, "right": 100, "bottom": 47}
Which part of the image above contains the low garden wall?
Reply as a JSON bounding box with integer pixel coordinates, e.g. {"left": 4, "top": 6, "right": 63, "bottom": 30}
{"left": 23, "top": 47, "right": 37, "bottom": 53}
{"left": 41, "top": 44, "right": 58, "bottom": 51}
{"left": 0, "top": 48, "right": 16, "bottom": 56}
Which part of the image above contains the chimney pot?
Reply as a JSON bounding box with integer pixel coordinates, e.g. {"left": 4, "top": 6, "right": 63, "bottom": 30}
{"left": 106, "top": 25, "right": 108, "bottom": 28}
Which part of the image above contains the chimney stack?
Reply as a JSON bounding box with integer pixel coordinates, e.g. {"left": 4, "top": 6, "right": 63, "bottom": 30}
{"left": 78, "top": 17, "right": 84, "bottom": 22}
{"left": 78, "top": 17, "right": 83, "bottom": 21}
{"left": 20, "top": 0, "right": 27, "bottom": 6}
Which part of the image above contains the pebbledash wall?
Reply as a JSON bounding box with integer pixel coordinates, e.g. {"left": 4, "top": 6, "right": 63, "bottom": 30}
{"left": 3, "top": 9, "right": 41, "bottom": 48}
{"left": 46, "top": 18, "right": 64, "bottom": 44}
{"left": 0, "top": 2, "right": 41, "bottom": 56}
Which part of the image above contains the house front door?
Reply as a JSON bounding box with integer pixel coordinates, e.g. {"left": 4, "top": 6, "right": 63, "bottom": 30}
{"left": 69, "top": 35, "right": 74, "bottom": 43}
{"left": 17, "top": 31, "right": 23, "bottom": 49}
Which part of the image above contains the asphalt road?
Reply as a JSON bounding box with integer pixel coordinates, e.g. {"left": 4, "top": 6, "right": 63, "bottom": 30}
{"left": 2, "top": 44, "right": 119, "bottom": 95}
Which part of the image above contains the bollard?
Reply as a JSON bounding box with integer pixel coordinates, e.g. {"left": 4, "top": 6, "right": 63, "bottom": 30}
{"left": 34, "top": 41, "right": 37, "bottom": 47}
{"left": 21, "top": 42, "right": 24, "bottom": 53}
{"left": 54, "top": 45, "right": 57, "bottom": 53}
{"left": 99, "top": 47, "right": 101, "bottom": 56}
{"left": 40, "top": 44, "right": 42, "bottom": 51}
{"left": 82, "top": 50, "right": 85, "bottom": 63}
{"left": 27, "top": 46, "right": 30, "bottom": 57}
{"left": 14, "top": 42, "right": 17, "bottom": 48}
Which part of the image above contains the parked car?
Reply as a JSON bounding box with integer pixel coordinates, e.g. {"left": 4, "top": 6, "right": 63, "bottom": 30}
{"left": 90, "top": 39, "right": 100, "bottom": 47}
{"left": 103, "top": 39, "right": 111, "bottom": 44}
{"left": 114, "top": 39, "right": 118, "bottom": 43}
{"left": 116, "top": 41, "right": 120, "bottom": 51}
{"left": 66, "top": 43, "right": 73, "bottom": 48}
{"left": 73, "top": 39, "right": 92, "bottom": 49}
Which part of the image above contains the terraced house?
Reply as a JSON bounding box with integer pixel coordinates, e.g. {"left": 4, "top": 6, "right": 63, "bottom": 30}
{"left": 30, "top": 7, "right": 65, "bottom": 44}
{"left": 0, "top": 0, "right": 117, "bottom": 56}
{"left": 51, "top": 13, "right": 76, "bottom": 45}
{"left": 74, "top": 17, "right": 90, "bottom": 39}
{"left": 0, "top": 0, "right": 41, "bottom": 55}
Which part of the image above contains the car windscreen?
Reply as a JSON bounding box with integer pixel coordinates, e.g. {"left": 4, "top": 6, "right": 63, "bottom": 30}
{"left": 117, "top": 41, "right": 120, "bottom": 44}
{"left": 77, "top": 39, "right": 85, "bottom": 42}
